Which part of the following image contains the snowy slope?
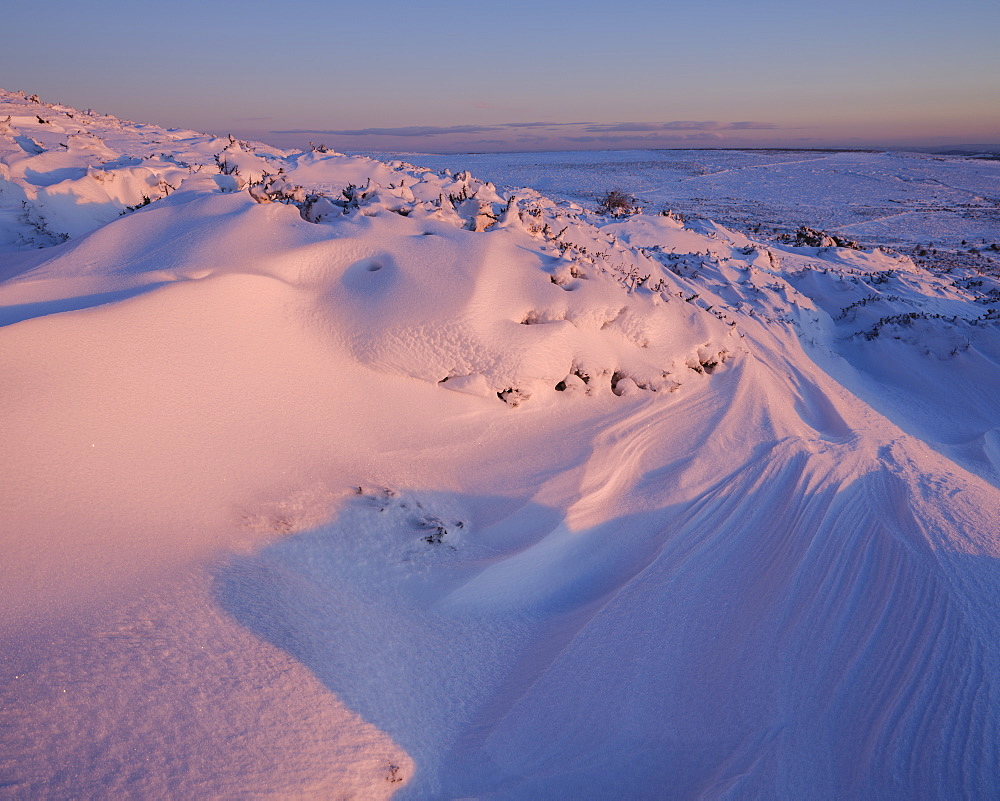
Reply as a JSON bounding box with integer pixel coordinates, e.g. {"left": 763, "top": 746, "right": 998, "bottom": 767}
{"left": 2, "top": 89, "right": 999, "bottom": 799}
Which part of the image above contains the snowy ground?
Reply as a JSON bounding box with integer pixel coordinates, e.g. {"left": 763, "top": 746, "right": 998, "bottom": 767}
{"left": 368, "top": 147, "right": 1000, "bottom": 254}
{"left": 2, "top": 89, "right": 1000, "bottom": 799}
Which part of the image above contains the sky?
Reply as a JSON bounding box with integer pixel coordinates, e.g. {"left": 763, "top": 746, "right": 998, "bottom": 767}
{"left": 3, "top": 0, "right": 998, "bottom": 153}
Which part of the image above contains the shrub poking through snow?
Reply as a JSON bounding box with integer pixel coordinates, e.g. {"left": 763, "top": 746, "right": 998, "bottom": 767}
{"left": 596, "top": 189, "right": 641, "bottom": 217}
{"left": 120, "top": 195, "right": 152, "bottom": 214}
{"left": 784, "top": 225, "right": 861, "bottom": 249}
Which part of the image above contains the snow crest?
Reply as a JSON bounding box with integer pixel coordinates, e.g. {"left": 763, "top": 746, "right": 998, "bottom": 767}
{"left": 2, "top": 88, "right": 1000, "bottom": 799}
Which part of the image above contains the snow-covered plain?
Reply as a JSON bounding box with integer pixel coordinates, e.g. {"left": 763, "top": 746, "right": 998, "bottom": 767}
{"left": 371, "top": 147, "right": 1000, "bottom": 253}
{"left": 2, "top": 89, "right": 1000, "bottom": 799}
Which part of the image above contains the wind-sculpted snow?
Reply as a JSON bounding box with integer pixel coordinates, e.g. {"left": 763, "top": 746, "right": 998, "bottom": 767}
{"left": 214, "top": 367, "right": 1000, "bottom": 799}
{"left": 2, "top": 89, "right": 1000, "bottom": 799}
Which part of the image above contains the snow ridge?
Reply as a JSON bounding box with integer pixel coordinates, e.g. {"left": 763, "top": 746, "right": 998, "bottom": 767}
{"left": 2, "top": 88, "right": 999, "bottom": 799}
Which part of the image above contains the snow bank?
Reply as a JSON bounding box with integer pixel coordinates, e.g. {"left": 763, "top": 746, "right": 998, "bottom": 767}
{"left": 2, "top": 88, "right": 1000, "bottom": 799}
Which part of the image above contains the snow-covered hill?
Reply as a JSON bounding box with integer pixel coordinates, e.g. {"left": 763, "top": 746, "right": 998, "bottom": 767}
{"left": 2, "top": 89, "right": 999, "bottom": 799}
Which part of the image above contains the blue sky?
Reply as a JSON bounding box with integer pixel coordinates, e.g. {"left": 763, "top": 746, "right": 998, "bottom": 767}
{"left": 3, "top": 0, "right": 998, "bottom": 152}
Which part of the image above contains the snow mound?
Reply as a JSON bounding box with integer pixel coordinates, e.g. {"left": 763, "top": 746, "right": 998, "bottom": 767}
{"left": 0, "top": 89, "right": 738, "bottom": 402}
{"left": 3, "top": 88, "right": 1000, "bottom": 799}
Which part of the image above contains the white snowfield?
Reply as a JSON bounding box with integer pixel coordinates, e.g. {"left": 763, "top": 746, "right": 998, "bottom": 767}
{"left": 380, "top": 147, "right": 1000, "bottom": 253}
{"left": 1, "top": 89, "right": 999, "bottom": 799}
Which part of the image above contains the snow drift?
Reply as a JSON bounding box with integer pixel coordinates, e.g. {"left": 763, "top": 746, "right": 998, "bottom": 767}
{"left": 2, "top": 89, "right": 999, "bottom": 799}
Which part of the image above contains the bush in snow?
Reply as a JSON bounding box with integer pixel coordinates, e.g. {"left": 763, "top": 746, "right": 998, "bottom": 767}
{"left": 785, "top": 225, "right": 861, "bottom": 250}
{"left": 596, "top": 189, "right": 641, "bottom": 217}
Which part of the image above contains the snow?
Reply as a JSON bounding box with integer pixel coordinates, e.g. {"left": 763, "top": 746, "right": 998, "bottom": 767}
{"left": 2, "top": 88, "right": 999, "bottom": 799}
{"left": 367, "top": 147, "right": 1000, "bottom": 252}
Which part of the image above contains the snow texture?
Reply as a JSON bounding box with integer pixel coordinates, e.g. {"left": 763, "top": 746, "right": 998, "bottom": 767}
{"left": 2, "top": 89, "right": 1000, "bottom": 799}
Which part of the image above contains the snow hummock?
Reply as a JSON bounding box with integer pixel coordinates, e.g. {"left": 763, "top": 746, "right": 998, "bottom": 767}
{"left": 2, "top": 89, "right": 1000, "bottom": 799}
